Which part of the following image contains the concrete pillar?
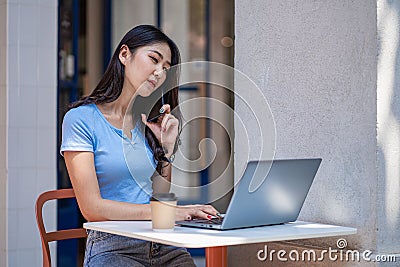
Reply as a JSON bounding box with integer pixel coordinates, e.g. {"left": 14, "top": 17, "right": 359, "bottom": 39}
{"left": 86, "top": 0, "right": 104, "bottom": 95}
{"left": 233, "top": 0, "right": 399, "bottom": 266}
{"left": 377, "top": 0, "right": 400, "bottom": 257}
{"left": 111, "top": 0, "right": 156, "bottom": 51}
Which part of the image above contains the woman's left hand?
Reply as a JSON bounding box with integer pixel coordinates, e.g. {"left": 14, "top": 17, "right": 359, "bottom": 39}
{"left": 176, "top": 204, "right": 220, "bottom": 221}
{"left": 141, "top": 104, "right": 179, "bottom": 155}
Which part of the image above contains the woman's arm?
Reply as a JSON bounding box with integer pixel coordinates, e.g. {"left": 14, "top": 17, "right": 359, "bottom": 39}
{"left": 65, "top": 151, "right": 219, "bottom": 221}
{"left": 64, "top": 151, "right": 152, "bottom": 221}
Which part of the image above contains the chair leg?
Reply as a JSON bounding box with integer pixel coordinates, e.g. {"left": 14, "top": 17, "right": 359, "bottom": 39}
{"left": 205, "top": 246, "right": 227, "bottom": 267}
{"left": 42, "top": 240, "right": 51, "bottom": 267}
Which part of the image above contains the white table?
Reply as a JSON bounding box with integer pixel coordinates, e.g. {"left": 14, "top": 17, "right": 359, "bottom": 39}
{"left": 84, "top": 221, "right": 356, "bottom": 267}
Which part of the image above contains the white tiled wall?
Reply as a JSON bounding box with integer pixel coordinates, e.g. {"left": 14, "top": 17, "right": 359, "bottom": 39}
{"left": 1, "top": 2, "right": 8, "bottom": 266}
{"left": 4, "top": 0, "right": 58, "bottom": 266}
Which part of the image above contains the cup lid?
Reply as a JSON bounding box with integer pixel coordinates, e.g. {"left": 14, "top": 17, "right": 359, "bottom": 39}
{"left": 151, "top": 193, "right": 177, "bottom": 201}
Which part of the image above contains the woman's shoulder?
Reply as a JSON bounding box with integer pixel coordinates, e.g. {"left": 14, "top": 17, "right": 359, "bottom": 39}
{"left": 63, "top": 104, "right": 97, "bottom": 124}
{"left": 65, "top": 103, "right": 96, "bottom": 115}
{"left": 61, "top": 104, "right": 98, "bottom": 150}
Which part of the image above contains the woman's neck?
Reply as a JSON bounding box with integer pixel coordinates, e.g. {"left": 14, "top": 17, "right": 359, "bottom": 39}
{"left": 100, "top": 85, "right": 137, "bottom": 116}
{"left": 97, "top": 86, "right": 138, "bottom": 131}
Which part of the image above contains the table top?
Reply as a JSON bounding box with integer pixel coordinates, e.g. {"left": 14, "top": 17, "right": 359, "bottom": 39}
{"left": 83, "top": 221, "right": 357, "bottom": 248}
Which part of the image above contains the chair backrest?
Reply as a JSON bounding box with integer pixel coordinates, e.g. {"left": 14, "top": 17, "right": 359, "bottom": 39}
{"left": 35, "top": 188, "right": 87, "bottom": 267}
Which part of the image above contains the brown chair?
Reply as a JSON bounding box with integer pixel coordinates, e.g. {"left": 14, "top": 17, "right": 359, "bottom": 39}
{"left": 35, "top": 188, "right": 87, "bottom": 267}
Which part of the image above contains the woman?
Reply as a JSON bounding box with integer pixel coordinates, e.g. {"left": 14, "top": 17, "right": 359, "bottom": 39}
{"left": 61, "top": 25, "right": 218, "bottom": 266}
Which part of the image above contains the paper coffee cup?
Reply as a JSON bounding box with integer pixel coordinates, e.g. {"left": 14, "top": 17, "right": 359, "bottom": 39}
{"left": 150, "top": 193, "right": 178, "bottom": 232}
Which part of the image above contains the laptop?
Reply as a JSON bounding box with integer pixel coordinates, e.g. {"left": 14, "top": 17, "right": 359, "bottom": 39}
{"left": 177, "top": 158, "right": 322, "bottom": 230}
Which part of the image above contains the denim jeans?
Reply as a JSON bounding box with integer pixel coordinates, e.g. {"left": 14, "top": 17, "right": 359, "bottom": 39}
{"left": 84, "top": 230, "right": 196, "bottom": 267}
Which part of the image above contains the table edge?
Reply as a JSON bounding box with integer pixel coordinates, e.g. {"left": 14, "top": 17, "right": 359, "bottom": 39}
{"left": 83, "top": 221, "right": 357, "bottom": 248}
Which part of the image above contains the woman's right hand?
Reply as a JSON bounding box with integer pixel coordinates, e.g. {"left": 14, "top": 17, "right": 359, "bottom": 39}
{"left": 176, "top": 204, "right": 220, "bottom": 221}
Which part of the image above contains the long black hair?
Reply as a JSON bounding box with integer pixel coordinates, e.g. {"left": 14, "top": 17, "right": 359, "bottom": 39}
{"left": 70, "top": 24, "right": 182, "bottom": 175}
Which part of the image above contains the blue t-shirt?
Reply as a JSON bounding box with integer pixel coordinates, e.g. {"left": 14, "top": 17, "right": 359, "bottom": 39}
{"left": 60, "top": 103, "right": 156, "bottom": 204}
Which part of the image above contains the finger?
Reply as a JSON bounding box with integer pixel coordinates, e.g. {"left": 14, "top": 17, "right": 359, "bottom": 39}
{"left": 164, "top": 119, "right": 173, "bottom": 133}
{"left": 198, "top": 210, "right": 214, "bottom": 220}
{"left": 185, "top": 204, "right": 219, "bottom": 217}
{"left": 200, "top": 205, "right": 220, "bottom": 216}
{"left": 159, "top": 104, "right": 171, "bottom": 114}
{"left": 142, "top": 114, "right": 161, "bottom": 138}
{"left": 164, "top": 118, "right": 178, "bottom": 133}
{"left": 147, "top": 113, "right": 163, "bottom": 123}
{"left": 161, "top": 113, "right": 171, "bottom": 131}
{"left": 141, "top": 114, "right": 149, "bottom": 126}
{"left": 190, "top": 208, "right": 213, "bottom": 220}
{"left": 162, "top": 114, "right": 177, "bottom": 132}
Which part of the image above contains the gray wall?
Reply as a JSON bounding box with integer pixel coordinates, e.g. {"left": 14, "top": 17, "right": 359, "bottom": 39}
{"left": 233, "top": 0, "right": 399, "bottom": 266}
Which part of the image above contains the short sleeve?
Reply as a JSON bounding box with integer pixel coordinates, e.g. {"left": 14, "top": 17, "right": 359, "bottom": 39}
{"left": 60, "top": 107, "right": 95, "bottom": 156}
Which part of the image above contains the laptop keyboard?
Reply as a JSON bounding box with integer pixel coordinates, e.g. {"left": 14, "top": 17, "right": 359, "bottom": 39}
{"left": 194, "top": 217, "right": 224, "bottom": 225}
